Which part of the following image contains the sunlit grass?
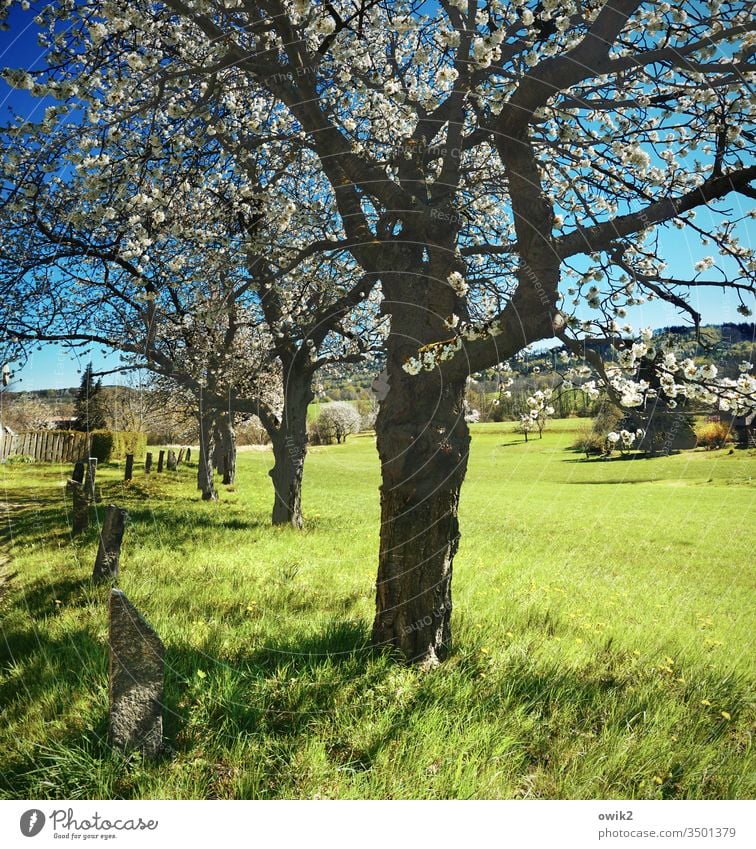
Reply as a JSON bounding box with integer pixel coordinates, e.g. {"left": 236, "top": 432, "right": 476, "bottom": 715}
{"left": 0, "top": 420, "right": 753, "bottom": 799}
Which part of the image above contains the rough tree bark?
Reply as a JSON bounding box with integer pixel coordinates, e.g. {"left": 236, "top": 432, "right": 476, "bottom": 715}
{"left": 371, "top": 264, "right": 470, "bottom": 666}
{"left": 212, "top": 413, "right": 236, "bottom": 486}
{"left": 264, "top": 372, "right": 312, "bottom": 529}
{"left": 197, "top": 407, "right": 217, "bottom": 501}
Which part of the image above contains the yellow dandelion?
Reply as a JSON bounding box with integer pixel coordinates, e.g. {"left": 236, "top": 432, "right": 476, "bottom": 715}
{"left": 700, "top": 699, "right": 712, "bottom": 706}
{"left": 721, "top": 711, "right": 731, "bottom": 720}
{"left": 654, "top": 776, "right": 663, "bottom": 785}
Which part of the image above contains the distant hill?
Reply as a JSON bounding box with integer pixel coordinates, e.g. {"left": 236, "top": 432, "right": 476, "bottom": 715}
{"left": 4, "top": 324, "right": 753, "bottom": 405}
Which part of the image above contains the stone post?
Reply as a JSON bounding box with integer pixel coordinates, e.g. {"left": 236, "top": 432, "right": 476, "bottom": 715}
{"left": 67, "top": 480, "right": 89, "bottom": 536}
{"left": 92, "top": 505, "right": 127, "bottom": 583}
{"left": 84, "top": 457, "right": 98, "bottom": 501}
{"left": 108, "top": 589, "right": 164, "bottom": 757}
{"left": 72, "top": 461, "right": 85, "bottom": 484}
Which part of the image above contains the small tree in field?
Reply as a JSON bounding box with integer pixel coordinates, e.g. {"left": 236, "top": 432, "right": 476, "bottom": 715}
{"left": 315, "top": 402, "right": 362, "bottom": 444}
{"left": 514, "top": 415, "right": 534, "bottom": 442}
{"left": 520, "top": 389, "right": 556, "bottom": 439}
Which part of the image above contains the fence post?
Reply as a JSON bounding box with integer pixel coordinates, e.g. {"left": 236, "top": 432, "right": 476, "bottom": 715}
{"left": 124, "top": 454, "right": 134, "bottom": 481}
{"left": 144, "top": 452, "right": 153, "bottom": 474}
{"left": 157, "top": 450, "right": 165, "bottom": 473}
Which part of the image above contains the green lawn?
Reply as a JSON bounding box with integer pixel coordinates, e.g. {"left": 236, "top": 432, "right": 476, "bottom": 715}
{"left": 0, "top": 420, "right": 753, "bottom": 799}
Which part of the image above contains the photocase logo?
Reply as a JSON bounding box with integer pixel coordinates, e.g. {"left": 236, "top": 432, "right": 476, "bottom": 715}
{"left": 20, "top": 810, "right": 46, "bottom": 837}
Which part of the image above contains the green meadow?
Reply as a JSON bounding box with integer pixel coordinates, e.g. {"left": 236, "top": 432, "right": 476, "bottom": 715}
{"left": 0, "top": 420, "right": 753, "bottom": 799}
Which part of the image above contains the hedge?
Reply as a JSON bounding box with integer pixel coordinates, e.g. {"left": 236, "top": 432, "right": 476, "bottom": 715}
{"left": 89, "top": 430, "right": 147, "bottom": 463}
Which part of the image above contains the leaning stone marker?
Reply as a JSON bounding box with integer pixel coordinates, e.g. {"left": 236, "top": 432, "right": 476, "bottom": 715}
{"left": 72, "top": 461, "right": 85, "bottom": 484}
{"left": 93, "top": 505, "right": 127, "bottom": 582}
{"left": 185, "top": 447, "right": 191, "bottom": 463}
{"left": 108, "top": 589, "right": 164, "bottom": 757}
{"left": 166, "top": 449, "right": 177, "bottom": 471}
{"left": 157, "top": 450, "right": 165, "bottom": 473}
{"left": 85, "top": 457, "right": 98, "bottom": 501}
{"left": 124, "top": 454, "right": 134, "bottom": 481}
{"left": 144, "top": 452, "right": 153, "bottom": 474}
{"left": 67, "top": 480, "right": 89, "bottom": 536}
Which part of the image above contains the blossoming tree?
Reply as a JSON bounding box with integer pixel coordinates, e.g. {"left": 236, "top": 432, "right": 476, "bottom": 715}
{"left": 1, "top": 0, "right": 754, "bottom": 663}
{"left": 0, "top": 117, "right": 378, "bottom": 518}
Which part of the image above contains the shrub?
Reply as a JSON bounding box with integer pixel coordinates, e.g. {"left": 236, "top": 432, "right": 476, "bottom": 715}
{"left": 570, "top": 428, "right": 606, "bottom": 458}
{"left": 591, "top": 403, "right": 624, "bottom": 438}
{"left": 695, "top": 421, "right": 731, "bottom": 450}
{"left": 89, "top": 430, "right": 147, "bottom": 462}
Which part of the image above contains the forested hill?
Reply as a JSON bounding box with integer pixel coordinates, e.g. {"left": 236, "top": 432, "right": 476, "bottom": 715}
{"left": 5, "top": 323, "right": 754, "bottom": 403}
{"left": 515, "top": 322, "right": 754, "bottom": 377}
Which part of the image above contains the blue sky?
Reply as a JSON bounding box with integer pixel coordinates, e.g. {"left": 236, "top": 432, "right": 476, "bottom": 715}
{"left": 0, "top": 5, "right": 752, "bottom": 390}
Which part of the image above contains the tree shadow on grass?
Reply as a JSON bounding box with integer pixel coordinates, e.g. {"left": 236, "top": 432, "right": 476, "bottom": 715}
{"left": 0, "top": 494, "right": 74, "bottom": 550}
{"left": 561, "top": 451, "right": 680, "bottom": 464}
{"left": 1, "top": 576, "right": 750, "bottom": 800}
{"left": 125, "top": 506, "right": 266, "bottom": 536}
{"left": 0, "top": 491, "right": 267, "bottom": 553}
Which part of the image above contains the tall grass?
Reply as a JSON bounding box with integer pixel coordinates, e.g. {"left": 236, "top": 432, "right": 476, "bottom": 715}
{"left": 0, "top": 421, "right": 753, "bottom": 799}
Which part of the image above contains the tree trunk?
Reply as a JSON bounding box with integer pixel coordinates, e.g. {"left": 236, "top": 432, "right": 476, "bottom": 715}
{"left": 197, "top": 409, "right": 217, "bottom": 501}
{"left": 212, "top": 414, "right": 236, "bottom": 485}
{"left": 371, "top": 265, "right": 470, "bottom": 666}
{"left": 267, "top": 374, "right": 311, "bottom": 529}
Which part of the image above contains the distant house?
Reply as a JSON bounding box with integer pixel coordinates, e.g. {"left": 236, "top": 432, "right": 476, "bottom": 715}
{"left": 733, "top": 411, "right": 756, "bottom": 448}
{"left": 45, "top": 416, "right": 78, "bottom": 430}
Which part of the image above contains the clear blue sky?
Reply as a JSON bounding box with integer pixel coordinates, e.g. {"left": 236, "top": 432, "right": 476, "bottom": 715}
{"left": 1, "top": 5, "right": 752, "bottom": 391}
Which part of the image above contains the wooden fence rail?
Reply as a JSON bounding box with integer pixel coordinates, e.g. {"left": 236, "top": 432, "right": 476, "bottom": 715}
{"left": 0, "top": 429, "right": 91, "bottom": 463}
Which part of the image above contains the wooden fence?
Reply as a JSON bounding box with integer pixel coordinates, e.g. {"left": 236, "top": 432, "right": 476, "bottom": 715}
{"left": 0, "top": 429, "right": 90, "bottom": 463}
